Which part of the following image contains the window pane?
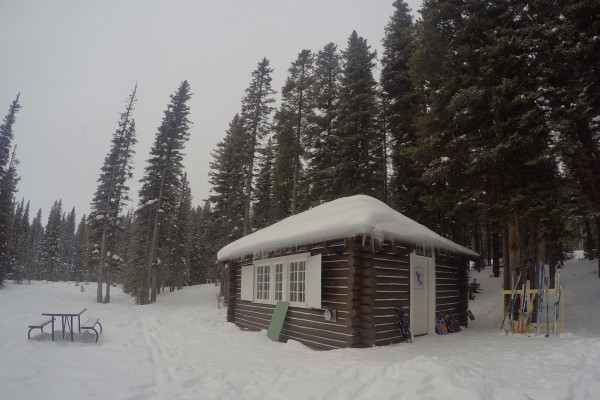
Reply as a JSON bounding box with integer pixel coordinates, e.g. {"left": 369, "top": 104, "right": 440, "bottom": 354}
{"left": 275, "top": 263, "right": 283, "bottom": 301}
{"left": 289, "top": 260, "right": 306, "bottom": 304}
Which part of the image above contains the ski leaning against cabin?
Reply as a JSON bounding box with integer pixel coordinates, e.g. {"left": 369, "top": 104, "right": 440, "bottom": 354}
{"left": 218, "top": 195, "right": 478, "bottom": 350}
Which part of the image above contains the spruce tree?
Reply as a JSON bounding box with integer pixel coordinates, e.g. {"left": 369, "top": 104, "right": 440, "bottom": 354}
{"left": 11, "top": 199, "right": 29, "bottom": 283}
{"left": 305, "top": 43, "right": 342, "bottom": 206}
{"left": 26, "top": 209, "right": 44, "bottom": 282}
{"left": 73, "top": 215, "right": 90, "bottom": 284}
{"left": 40, "top": 200, "right": 63, "bottom": 281}
{"left": 90, "top": 84, "right": 138, "bottom": 303}
{"left": 58, "top": 208, "right": 77, "bottom": 281}
{"left": 252, "top": 138, "right": 275, "bottom": 228}
{"left": 546, "top": 0, "right": 600, "bottom": 276}
{"left": 272, "top": 50, "right": 314, "bottom": 216}
{"left": 335, "top": 31, "right": 384, "bottom": 199}
{"left": 0, "top": 94, "right": 21, "bottom": 181}
{"left": 208, "top": 115, "right": 247, "bottom": 244}
{"left": 240, "top": 58, "right": 276, "bottom": 235}
{"left": 168, "top": 173, "right": 191, "bottom": 291}
{"left": 381, "top": 0, "right": 419, "bottom": 214}
{"left": 188, "top": 205, "right": 205, "bottom": 285}
{"left": 131, "top": 81, "right": 192, "bottom": 304}
{"left": 0, "top": 151, "right": 18, "bottom": 285}
{"left": 0, "top": 95, "right": 21, "bottom": 286}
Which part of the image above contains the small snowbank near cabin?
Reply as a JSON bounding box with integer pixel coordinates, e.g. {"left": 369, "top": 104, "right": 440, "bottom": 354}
{"left": 1, "top": 257, "right": 599, "bottom": 400}
{"left": 217, "top": 195, "right": 478, "bottom": 261}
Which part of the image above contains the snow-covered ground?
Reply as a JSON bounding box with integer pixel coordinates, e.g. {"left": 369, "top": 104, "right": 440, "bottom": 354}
{"left": 1, "top": 256, "right": 599, "bottom": 400}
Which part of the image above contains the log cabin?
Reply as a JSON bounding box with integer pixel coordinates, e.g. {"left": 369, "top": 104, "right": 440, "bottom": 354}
{"left": 217, "top": 195, "right": 478, "bottom": 350}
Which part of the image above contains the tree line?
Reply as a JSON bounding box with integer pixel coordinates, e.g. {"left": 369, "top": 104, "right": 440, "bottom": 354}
{"left": 1, "top": 0, "right": 598, "bottom": 297}
{"left": 206, "top": 0, "right": 600, "bottom": 283}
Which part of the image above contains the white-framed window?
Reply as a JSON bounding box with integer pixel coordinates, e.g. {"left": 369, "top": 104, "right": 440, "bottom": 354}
{"left": 240, "top": 253, "right": 321, "bottom": 309}
{"left": 274, "top": 263, "right": 284, "bottom": 301}
{"left": 289, "top": 261, "right": 306, "bottom": 303}
{"left": 255, "top": 264, "right": 271, "bottom": 302}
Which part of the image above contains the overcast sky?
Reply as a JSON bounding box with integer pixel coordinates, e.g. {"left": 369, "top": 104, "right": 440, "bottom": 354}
{"left": 1, "top": 0, "right": 422, "bottom": 222}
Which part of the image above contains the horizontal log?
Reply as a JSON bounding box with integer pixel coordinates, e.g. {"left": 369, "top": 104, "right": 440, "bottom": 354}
{"left": 375, "top": 299, "right": 410, "bottom": 308}
{"left": 284, "top": 317, "right": 355, "bottom": 336}
{"left": 236, "top": 318, "right": 266, "bottom": 333}
{"left": 280, "top": 328, "right": 348, "bottom": 350}
{"left": 374, "top": 267, "right": 409, "bottom": 277}
{"left": 376, "top": 283, "right": 409, "bottom": 293}
{"left": 373, "top": 302, "right": 409, "bottom": 315}
{"left": 375, "top": 331, "right": 406, "bottom": 344}
{"left": 375, "top": 276, "right": 409, "bottom": 285}
{"left": 372, "top": 260, "right": 410, "bottom": 270}
{"left": 436, "top": 283, "right": 459, "bottom": 291}
{"left": 235, "top": 313, "right": 270, "bottom": 329}
{"left": 436, "top": 297, "right": 460, "bottom": 306}
{"left": 322, "top": 286, "right": 351, "bottom": 296}
{"left": 437, "top": 305, "right": 459, "bottom": 314}
{"left": 322, "top": 261, "right": 350, "bottom": 271}
{"left": 373, "top": 315, "right": 400, "bottom": 326}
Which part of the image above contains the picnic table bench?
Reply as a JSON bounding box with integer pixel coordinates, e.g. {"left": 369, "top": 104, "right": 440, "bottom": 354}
{"left": 81, "top": 317, "right": 103, "bottom": 343}
{"left": 28, "top": 317, "right": 54, "bottom": 339}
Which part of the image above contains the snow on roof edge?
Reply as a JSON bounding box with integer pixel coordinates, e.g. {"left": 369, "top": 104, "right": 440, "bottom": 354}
{"left": 217, "top": 195, "right": 479, "bottom": 261}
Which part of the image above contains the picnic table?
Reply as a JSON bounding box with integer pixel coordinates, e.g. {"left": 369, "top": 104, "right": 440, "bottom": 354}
{"left": 41, "top": 309, "right": 87, "bottom": 342}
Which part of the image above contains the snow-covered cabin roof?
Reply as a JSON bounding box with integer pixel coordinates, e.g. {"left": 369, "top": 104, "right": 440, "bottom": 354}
{"left": 217, "top": 195, "right": 479, "bottom": 261}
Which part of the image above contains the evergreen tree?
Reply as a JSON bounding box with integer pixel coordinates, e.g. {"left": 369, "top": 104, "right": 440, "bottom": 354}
{"left": 73, "top": 214, "right": 90, "bottom": 284}
{"left": 208, "top": 115, "right": 247, "bottom": 244}
{"left": 0, "top": 95, "right": 21, "bottom": 286}
{"left": 0, "top": 151, "right": 18, "bottom": 285}
{"left": 240, "top": 58, "right": 276, "bottom": 235}
{"left": 335, "top": 31, "right": 384, "bottom": 199}
{"left": 252, "top": 138, "right": 275, "bottom": 228}
{"left": 40, "top": 200, "right": 63, "bottom": 281}
{"left": 130, "top": 81, "right": 192, "bottom": 304}
{"left": 271, "top": 111, "right": 295, "bottom": 220}
{"left": 0, "top": 94, "right": 21, "bottom": 181}
{"left": 305, "top": 43, "right": 342, "bottom": 206}
{"left": 11, "top": 199, "right": 29, "bottom": 283}
{"left": 90, "top": 84, "right": 137, "bottom": 302}
{"left": 408, "top": 0, "right": 564, "bottom": 283}
{"left": 381, "top": 0, "right": 419, "bottom": 213}
{"left": 59, "top": 208, "right": 77, "bottom": 281}
{"left": 272, "top": 50, "right": 314, "bottom": 216}
{"left": 26, "top": 209, "right": 44, "bottom": 282}
{"left": 168, "top": 173, "right": 191, "bottom": 291}
{"left": 546, "top": 0, "right": 600, "bottom": 276}
{"left": 188, "top": 205, "right": 205, "bottom": 285}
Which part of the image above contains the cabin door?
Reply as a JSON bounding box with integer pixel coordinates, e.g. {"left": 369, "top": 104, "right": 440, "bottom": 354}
{"left": 410, "top": 251, "right": 435, "bottom": 336}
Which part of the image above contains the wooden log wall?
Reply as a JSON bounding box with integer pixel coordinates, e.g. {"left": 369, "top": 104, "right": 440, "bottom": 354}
{"left": 371, "top": 242, "right": 411, "bottom": 346}
{"left": 225, "top": 237, "right": 471, "bottom": 350}
{"left": 435, "top": 250, "right": 469, "bottom": 326}
{"left": 229, "top": 240, "right": 358, "bottom": 350}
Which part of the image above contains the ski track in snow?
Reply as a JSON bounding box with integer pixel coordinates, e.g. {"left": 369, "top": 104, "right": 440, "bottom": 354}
{"left": 1, "top": 258, "right": 599, "bottom": 399}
